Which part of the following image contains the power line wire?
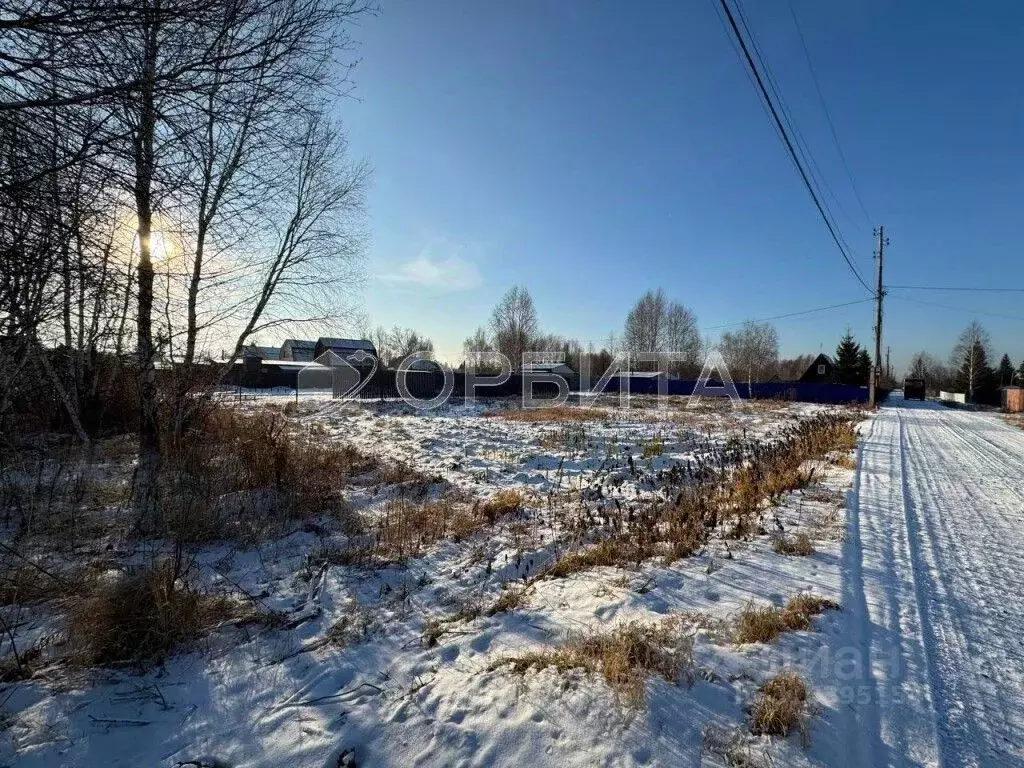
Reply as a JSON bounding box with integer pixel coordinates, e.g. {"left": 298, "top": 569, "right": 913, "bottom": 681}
{"left": 703, "top": 298, "right": 875, "bottom": 330}
{"left": 787, "top": 0, "right": 872, "bottom": 224}
{"left": 888, "top": 284, "right": 1024, "bottom": 293}
{"left": 890, "top": 295, "right": 1024, "bottom": 323}
{"left": 733, "top": 0, "right": 864, "bottom": 241}
{"left": 715, "top": 0, "right": 873, "bottom": 295}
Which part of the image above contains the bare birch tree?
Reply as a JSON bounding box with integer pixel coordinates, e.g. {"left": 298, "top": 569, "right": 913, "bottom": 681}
{"left": 490, "top": 285, "right": 537, "bottom": 369}
{"left": 623, "top": 289, "right": 699, "bottom": 374}
{"left": 951, "top": 321, "right": 993, "bottom": 404}
{"left": 719, "top": 321, "right": 778, "bottom": 395}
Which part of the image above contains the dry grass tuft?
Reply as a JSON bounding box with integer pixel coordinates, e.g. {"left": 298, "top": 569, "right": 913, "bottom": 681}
{"left": 493, "top": 616, "right": 694, "bottom": 706}
{"left": 831, "top": 452, "right": 857, "bottom": 469}
{"left": 735, "top": 603, "right": 788, "bottom": 645}
{"left": 163, "top": 408, "right": 375, "bottom": 541}
{"left": 68, "top": 562, "right": 235, "bottom": 666}
{"left": 781, "top": 593, "right": 839, "bottom": 631}
{"left": 772, "top": 532, "right": 815, "bottom": 556}
{"left": 547, "top": 538, "right": 654, "bottom": 578}
{"left": 479, "top": 489, "right": 523, "bottom": 523}
{"left": 750, "top": 671, "right": 809, "bottom": 743}
{"left": 376, "top": 498, "right": 480, "bottom": 559}
{"left": 422, "top": 600, "right": 484, "bottom": 647}
{"left": 735, "top": 594, "right": 838, "bottom": 644}
{"left": 487, "top": 584, "right": 530, "bottom": 616}
{"left": 490, "top": 406, "right": 607, "bottom": 423}
{"left": 313, "top": 489, "right": 513, "bottom": 569}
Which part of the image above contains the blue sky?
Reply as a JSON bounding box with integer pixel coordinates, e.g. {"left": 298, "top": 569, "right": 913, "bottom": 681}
{"left": 341, "top": 0, "right": 1024, "bottom": 370}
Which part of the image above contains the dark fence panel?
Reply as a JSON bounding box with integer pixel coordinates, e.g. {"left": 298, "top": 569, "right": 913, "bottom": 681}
{"left": 599, "top": 377, "right": 877, "bottom": 404}
{"left": 221, "top": 362, "right": 879, "bottom": 405}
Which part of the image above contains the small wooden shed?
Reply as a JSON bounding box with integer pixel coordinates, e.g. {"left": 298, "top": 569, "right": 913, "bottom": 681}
{"left": 1002, "top": 386, "right": 1024, "bottom": 413}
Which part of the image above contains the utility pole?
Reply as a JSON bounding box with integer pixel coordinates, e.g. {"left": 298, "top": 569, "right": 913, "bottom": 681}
{"left": 869, "top": 226, "right": 887, "bottom": 407}
{"left": 886, "top": 346, "right": 891, "bottom": 381}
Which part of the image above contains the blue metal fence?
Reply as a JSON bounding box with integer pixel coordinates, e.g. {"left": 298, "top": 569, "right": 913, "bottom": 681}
{"left": 598, "top": 377, "right": 876, "bottom": 404}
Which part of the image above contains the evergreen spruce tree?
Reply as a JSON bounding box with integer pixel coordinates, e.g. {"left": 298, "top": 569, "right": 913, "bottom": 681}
{"left": 1018, "top": 359, "right": 1024, "bottom": 385}
{"left": 856, "top": 349, "right": 872, "bottom": 386}
{"left": 997, "top": 353, "right": 1016, "bottom": 387}
{"left": 834, "top": 330, "right": 862, "bottom": 385}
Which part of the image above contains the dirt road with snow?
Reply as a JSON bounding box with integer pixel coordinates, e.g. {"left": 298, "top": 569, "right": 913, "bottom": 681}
{"left": 837, "top": 396, "right": 1024, "bottom": 767}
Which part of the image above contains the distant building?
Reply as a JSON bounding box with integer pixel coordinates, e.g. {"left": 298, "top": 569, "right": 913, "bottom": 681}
{"left": 280, "top": 339, "right": 316, "bottom": 362}
{"left": 1002, "top": 386, "right": 1024, "bottom": 413}
{"left": 611, "top": 371, "right": 669, "bottom": 394}
{"left": 799, "top": 353, "right": 836, "bottom": 384}
{"left": 523, "top": 362, "right": 575, "bottom": 378}
{"left": 242, "top": 344, "right": 280, "bottom": 361}
{"left": 402, "top": 357, "right": 442, "bottom": 373}
{"left": 314, "top": 337, "right": 377, "bottom": 369}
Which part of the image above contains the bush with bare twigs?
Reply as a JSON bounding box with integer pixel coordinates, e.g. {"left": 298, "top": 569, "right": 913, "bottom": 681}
{"left": 67, "top": 561, "right": 235, "bottom": 666}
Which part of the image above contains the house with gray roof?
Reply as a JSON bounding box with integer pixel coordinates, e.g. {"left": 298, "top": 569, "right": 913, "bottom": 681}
{"left": 314, "top": 337, "right": 378, "bottom": 369}
{"left": 280, "top": 338, "right": 316, "bottom": 362}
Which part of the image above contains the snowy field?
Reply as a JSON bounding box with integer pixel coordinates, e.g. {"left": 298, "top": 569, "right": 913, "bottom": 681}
{"left": 1, "top": 395, "right": 867, "bottom": 768}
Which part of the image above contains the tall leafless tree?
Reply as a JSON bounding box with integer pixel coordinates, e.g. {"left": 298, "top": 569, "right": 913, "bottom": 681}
{"left": 490, "top": 285, "right": 537, "bottom": 369}
{"left": 719, "top": 321, "right": 778, "bottom": 395}
{"left": 623, "top": 289, "right": 700, "bottom": 375}
{"left": 950, "top": 321, "right": 993, "bottom": 403}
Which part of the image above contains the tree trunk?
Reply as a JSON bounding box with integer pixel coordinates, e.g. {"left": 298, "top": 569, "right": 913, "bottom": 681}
{"left": 133, "top": 6, "right": 161, "bottom": 535}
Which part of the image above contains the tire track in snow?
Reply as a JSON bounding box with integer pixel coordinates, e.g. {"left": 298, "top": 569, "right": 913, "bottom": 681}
{"left": 831, "top": 419, "right": 888, "bottom": 768}
{"left": 898, "top": 410, "right": 988, "bottom": 767}
{"left": 902, "top": 410, "right": 1024, "bottom": 764}
{"left": 848, "top": 399, "right": 1024, "bottom": 766}
{"left": 835, "top": 408, "right": 941, "bottom": 767}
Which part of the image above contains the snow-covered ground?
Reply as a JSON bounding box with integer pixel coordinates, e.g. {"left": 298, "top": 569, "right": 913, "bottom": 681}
{"left": 1, "top": 396, "right": 870, "bottom": 767}
{"left": 830, "top": 395, "right": 1024, "bottom": 767}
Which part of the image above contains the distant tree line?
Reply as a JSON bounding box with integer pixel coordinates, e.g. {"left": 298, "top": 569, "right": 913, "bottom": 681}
{"left": 907, "top": 321, "right": 1021, "bottom": 405}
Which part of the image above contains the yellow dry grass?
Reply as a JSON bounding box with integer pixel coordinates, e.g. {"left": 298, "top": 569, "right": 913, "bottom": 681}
{"left": 772, "top": 532, "right": 816, "bottom": 556}
{"left": 735, "top": 594, "right": 838, "bottom": 644}
{"left": 750, "top": 671, "right": 809, "bottom": 743}
{"left": 68, "top": 562, "right": 235, "bottom": 666}
{"left": 493, "top": 616, "right": 694, "bottom": 706}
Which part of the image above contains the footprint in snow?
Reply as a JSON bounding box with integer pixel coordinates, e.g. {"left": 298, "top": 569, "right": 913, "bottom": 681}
{"left": 470, "top": 633, "right": 492, "bottom": 653}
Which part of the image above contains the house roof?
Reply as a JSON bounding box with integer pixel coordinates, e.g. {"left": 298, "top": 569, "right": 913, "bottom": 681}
{"left": 243, "top": 345, "right": 280, "bottom": 359}
{"left": 524, "top": 362, "right": 573, "bottom": 371}
{"left": 283, "top": 339, "right": 316, "bottom": 349}
{"left": 261, "top": 360, "right": 328, "bottom": 370}
{"left": 800, "top": 353, "right": 834, "bottom": 375}
{"left": 317, "top": 337, "right": 376, "bottom": 352}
